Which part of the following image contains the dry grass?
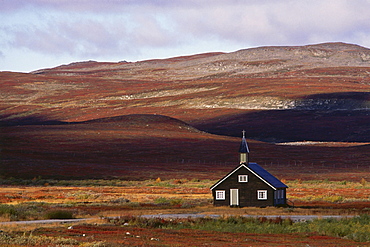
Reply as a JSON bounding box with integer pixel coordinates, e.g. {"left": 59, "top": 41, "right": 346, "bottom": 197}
{"left": 2, "top": 179, "right": 369, "bottom": 205}
{"left": 1, "top": 178, "right": 369, "bottom": 247}
{"left": 0, "top": 179, "right": 369, "bottom": 225}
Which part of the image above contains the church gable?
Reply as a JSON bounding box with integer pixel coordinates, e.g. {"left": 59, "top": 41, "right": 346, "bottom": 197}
{"left": 210, "top": 163, "right": 286, "bottom": 191}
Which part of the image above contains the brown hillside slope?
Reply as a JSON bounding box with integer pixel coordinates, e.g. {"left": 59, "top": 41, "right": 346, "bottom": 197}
{"left": 1, "top": 43, "right": 369, "bottom": 141}
{"left": 0, "top": 42, "right": 369, "bottom": 180}
{"left": 1, "top": 114, "right": 369, "bottom": 180}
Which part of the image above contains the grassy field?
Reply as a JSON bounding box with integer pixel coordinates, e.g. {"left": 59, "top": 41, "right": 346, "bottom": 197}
{"left": 0, "top": 179, "right": 369, "bottom": 246}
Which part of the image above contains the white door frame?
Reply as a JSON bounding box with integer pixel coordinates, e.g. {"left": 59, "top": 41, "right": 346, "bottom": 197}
{"left": 230, "top": 189, "right": 239, "bottom": 206}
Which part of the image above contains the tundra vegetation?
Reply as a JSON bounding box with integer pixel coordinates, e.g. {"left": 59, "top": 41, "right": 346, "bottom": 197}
{"left": 0, "top": 43, "right": 369, "bottom": 245}
{"left": 0, "top": 178, "right": 369, "bottom": 246}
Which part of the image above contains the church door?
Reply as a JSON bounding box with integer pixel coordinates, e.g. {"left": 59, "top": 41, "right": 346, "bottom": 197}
{"left": 230, "top": 189, "right": 239, "bottom": 206}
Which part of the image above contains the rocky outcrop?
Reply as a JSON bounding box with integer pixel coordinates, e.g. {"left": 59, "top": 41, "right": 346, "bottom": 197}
{"left": 188, "top": 96, "right": 370, "bottom": 110}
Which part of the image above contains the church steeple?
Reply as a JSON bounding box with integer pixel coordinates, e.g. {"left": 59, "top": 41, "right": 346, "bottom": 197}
{"left": 239, "top": 130, "right": 250, "bottom": 164}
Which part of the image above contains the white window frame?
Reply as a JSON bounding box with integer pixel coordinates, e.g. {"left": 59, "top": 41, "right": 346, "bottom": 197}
{"left": 238, "top": 175, "right": 248, "bottom": 182}
{"left": 215, "top": 190, "right": 225, "bottom": 200}
{"left": 257, "top": 190, "right": 267, "bottom": 200}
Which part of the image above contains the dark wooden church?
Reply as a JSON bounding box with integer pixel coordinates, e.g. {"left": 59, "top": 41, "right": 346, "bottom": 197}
{"left": 210, "top": 131, "right": 288, "bottom": 207}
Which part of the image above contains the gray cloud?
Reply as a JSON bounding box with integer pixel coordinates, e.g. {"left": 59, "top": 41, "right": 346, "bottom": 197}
{"left": 6, "top": 16, "right": 178, "bottom": 59}
{"left": 1, "top": 0, "right": 370, "bottom": 71}
{"left": 173, "top": 0, "right": 370, "bottom": 47}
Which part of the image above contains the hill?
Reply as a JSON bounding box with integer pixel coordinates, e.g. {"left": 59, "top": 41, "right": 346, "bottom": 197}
{"left": 33, "top": 42, "right": 370, "bottom": 80}
{"left": 2, "top": 113, "right": 369, "bottom": 181}
{"left": 0, "top": 42, "right": 369, "bottom": 180}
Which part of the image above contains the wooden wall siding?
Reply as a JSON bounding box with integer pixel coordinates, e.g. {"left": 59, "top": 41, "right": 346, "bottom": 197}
{"left": 212, "top": 166, "right": 281, "bottom": 207}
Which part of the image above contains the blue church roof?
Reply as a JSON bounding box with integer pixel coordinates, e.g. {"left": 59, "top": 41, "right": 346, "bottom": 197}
{"left": 248, "top": 163, "right": 288, "bottom": 189}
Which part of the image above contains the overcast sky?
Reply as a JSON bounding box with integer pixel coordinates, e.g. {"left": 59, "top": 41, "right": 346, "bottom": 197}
{"left": 1, "top": 0, "right": 370, "bottom": 72}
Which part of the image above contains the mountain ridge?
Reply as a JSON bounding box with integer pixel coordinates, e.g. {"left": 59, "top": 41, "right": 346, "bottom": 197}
{"left": 31, "top": 42, "right": 370, "bottom": 80}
